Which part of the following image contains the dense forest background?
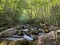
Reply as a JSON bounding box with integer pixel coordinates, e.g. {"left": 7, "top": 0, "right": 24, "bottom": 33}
{"left": 0, "top": 0, "right": 60, "bottom": 45}
{"left": 0, "top": 0, "right": 60, "bottom": 29}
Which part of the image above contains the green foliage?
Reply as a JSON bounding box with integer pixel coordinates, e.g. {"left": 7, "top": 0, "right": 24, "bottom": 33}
{"left": 0, "top": 0, "right": 60, "bottom": 28}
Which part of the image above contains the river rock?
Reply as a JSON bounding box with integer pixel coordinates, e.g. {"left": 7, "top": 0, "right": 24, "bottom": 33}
{"left": 37, "top": 30, "right": 60, "bottom": 45}
{"left": 0, "top": 28, "right": 17, "bottom": 36}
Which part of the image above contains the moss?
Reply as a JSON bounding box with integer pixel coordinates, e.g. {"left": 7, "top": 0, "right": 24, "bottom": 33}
{"left": 0, "top": 39, "right": 38, "bottom": 45}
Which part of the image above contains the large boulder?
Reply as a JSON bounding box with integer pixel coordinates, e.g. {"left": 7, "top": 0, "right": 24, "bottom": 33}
{"left": 0, "top": 28, "right": 17, "bottom": 36}
{"left": 37, "top": 30, "right": 60, "bottom": 45}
